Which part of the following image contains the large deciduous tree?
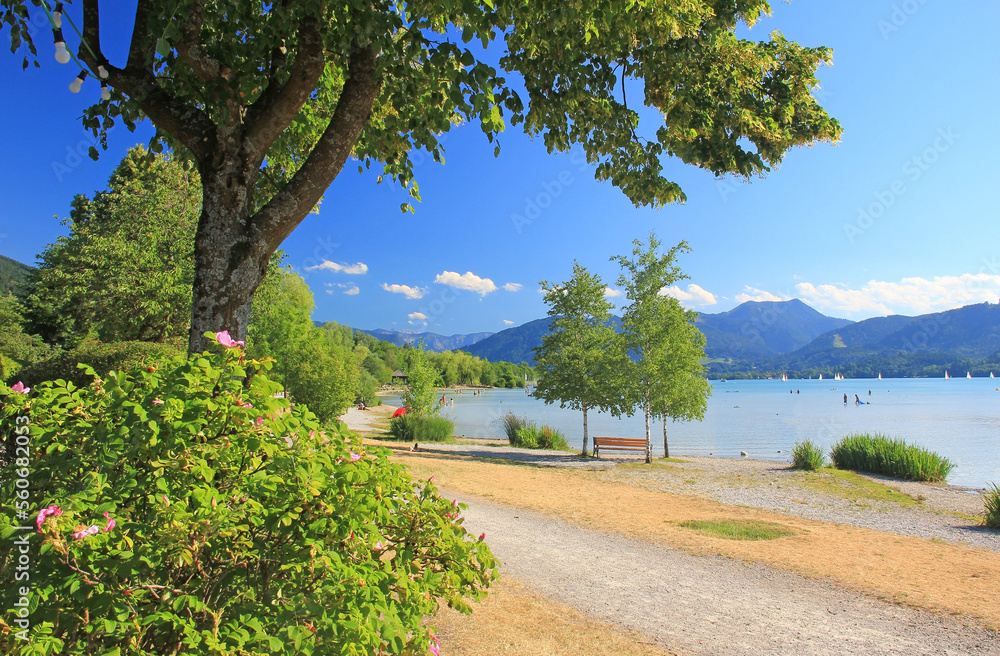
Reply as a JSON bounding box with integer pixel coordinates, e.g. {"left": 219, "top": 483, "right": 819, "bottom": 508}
{"left": 4, "top": 0, "right": 841, "bottom": 353}
{"left": 534, "top": 262, "right": 627, "bottom": 456}
{"left": 613, "top": 233, "right": 709, "bottom": 463}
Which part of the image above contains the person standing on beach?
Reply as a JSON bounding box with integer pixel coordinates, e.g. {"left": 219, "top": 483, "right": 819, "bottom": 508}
{"left": 855, "top": 394, "right": 861, "bottom": 405}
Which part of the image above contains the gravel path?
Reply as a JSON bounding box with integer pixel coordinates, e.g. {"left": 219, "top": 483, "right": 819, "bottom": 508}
{"left": 455, "top": 492, "right": 1000, "bottom": 656}
{"left": 393, "top": 441, "right": 1000, "bottom": 552}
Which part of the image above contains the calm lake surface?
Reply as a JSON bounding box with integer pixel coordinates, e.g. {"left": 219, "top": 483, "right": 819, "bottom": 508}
{"left": 383, "top": 377, "right": 1000, "bottom": 489}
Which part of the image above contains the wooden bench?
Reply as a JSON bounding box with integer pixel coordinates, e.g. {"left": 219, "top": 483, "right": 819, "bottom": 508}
{"left": 593, "top": 436, "right": 647, "bottom": 458}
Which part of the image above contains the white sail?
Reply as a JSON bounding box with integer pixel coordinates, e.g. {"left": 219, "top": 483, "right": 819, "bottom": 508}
{"left": 818, "top": 374, "right": 823, "bottom": 381}
{"left": 878, "top": 372, "right": 882, "bottom": 380}
{"left": 945, "top": 371, "right": 950, "bottom": 379}
{"left": 967, "top": 372, "right": 972, "bottom": 379}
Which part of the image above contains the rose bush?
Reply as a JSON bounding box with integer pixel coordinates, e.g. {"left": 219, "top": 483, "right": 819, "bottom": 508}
{"left": 0, "top": 334, "right": 496, "bottom": 655}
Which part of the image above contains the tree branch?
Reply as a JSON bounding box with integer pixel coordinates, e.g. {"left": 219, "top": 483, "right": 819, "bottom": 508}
{"left": 81, "top": 0, "right": 217, "bottom": 164}
{"left": 242, "top": 14, "right": 326, "bottom": 167}
{"left": 253, "top": 43, "right": 382, "bottom": 246}
{"left": 175, "top": 0, "right": 222, "bottom": 82}
{"left": 126, "top": 0, "right": 157, "bottom": 72}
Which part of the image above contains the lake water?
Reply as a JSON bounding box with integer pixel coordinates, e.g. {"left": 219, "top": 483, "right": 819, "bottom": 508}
{"left": 383, "top": 377, "right": 1000, "bottom": 489}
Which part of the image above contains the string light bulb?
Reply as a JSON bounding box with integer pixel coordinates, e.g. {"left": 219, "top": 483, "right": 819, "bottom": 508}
{"left": 69, "top": 70, "right": 87, "bottom": 93}
{"left": 53, "top": 2, "right": 64, "bottom": 28}
{"left": 98, "top": 64, "right": 109, "bottom": 79}
{"left": 53, "top": 29, "right": 71, "bottom": 64}
{"left": 101, "top": 81, "right": 111, "bottom": 100}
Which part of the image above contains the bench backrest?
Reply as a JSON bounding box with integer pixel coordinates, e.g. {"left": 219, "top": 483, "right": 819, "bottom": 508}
{"left": 593, "top": 437, "right": 646, "bottom": 447}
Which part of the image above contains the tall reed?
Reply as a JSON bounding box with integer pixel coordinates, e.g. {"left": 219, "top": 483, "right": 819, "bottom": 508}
{"left": 830, "top": 432, "right": 954, "bottom": 482}
{"left": 983, "top": 483, "right": 1000, "bottom": 529}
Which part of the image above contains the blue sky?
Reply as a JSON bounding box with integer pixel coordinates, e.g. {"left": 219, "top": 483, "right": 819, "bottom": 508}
{"left": 2, "top": 1, "right": 999, "bottom": 335}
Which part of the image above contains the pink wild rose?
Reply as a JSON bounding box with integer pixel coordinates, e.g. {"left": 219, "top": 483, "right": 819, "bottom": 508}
{"left": 10, "top": 381, "right": 30, "bottom": 394}
{"left": 102, "top": 512, "right": 116, "bottom": 533}
{"left": 35, "top": 505, "right": 62, "bottom": 532}
{"left": 72, "top": 525, "right": 100, "bottom": 540}
{"left": 152, "top": 398, "right": 164, "bottom": 405}
{"left": 215, "top": 330, "right": 245, "bottom": 348}
{"left": 479, "top": 532, "right": 486, "bottom": 541}
{"left": 256, "top": 416, "right": 265, "bottom": 426}
{"left": 349, "top": 453, "right": 362, "bottom": 462}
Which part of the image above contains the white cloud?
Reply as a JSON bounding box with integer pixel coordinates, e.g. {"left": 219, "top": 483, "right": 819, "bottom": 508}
{"left": 305, "top": 260, "right": 368, "bottom": 275}
{"left": 503, "top": 319, "right": 515, "bottom": 325}
{"left": 659, "top": 283, "right": 718, "bottom": 308}
{"left": 793, "top": 274, "right": 1000, "bottom": 317}
{"left": 342, "top": 283, "right": 360, "bottom": 296}
{"left": 407, "top": 312, "right": 428, "bottom": 326}
{"left": 603, "top": 287, "right": 624, "bottom": 298}
{"left": 734, "top": 286, "right": 791, "bottom": 304}
{"left": 503, "top": 282, "right": 523, "bottom": 292}
{"left": 434, "top": 270, "right": 497, "bottom": 296}
{"left": 382, "top": 283, "right": 426, "bottom": 299}
{"left": 325, "top": 289, "right": 333, "bottom": 295}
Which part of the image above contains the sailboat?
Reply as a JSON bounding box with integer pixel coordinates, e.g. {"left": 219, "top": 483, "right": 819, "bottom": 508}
{"left": 967, "top": 372, "right": 972, "bottom": 379}
{"left": 944, "top": 371, "right": 950, "bottom": 380}
{"left": 878, "top": 372, "right": 882, "bottom": 380}
{"left": 818, "top": 373, "right": 823, "bottom": 381}
{"left": 991, "top": 372, "right": 995, "bottom": 379}
{"left": 781, "top": 374, "right": 788, "bottom": 382}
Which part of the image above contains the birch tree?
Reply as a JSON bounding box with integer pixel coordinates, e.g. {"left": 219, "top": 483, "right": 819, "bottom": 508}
{"left": 613, "top": 233, "right": 709, "bottom": 462}
{"left": 533, "top": 262, "right": 626, "bottom": 456}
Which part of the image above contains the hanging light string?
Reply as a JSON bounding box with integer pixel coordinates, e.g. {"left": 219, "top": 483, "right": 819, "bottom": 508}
{"left": 39, "top": 0, "right": 110, "bottom": 94}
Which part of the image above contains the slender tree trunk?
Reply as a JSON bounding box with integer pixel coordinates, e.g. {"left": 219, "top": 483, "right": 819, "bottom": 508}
{"left": 662, "top": 416, "right": 669, "bottom": 459}
{"left": 643, "top": 387, "right": 651, "bottom": 464}
{"left": 581, "top": 403, "right": 589, "bottom": 457}
{"left": 187, "top": 161, "right": 272, "bottom": 354}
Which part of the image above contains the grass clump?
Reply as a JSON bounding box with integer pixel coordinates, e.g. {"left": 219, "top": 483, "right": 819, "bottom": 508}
{"left": 791, "top": 440, "right": 825, "bottom": 470}
{"left": 983, "top": 483, "right": 1000, "bottom": 529}
{"left": 830, "top": 432, "right": 954, "bottom": 482}
{"left": 679, "top": 519, "right": 793, "bottom": 541}
{"left": 499, "top": 413, "right": 569, "bottom": 449}
{"left": 388, "top": 414, "right": 455, "bottom": 442}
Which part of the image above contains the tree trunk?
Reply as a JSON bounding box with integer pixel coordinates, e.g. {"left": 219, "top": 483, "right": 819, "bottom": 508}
{"left": 581, "top": 403, "right": 589, "bottom": 457}
{"left": 187, "top": 163, "right": 272, "bottom": 354}
{"left": 662, "top": 416, "right": 669, "bottom": 459}
{"left": 643, "top": 388, "right": 651, "bottom": 464}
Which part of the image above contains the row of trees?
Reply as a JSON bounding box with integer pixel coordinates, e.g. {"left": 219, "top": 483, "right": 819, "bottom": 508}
{"left": 533, "top": 233, "right": 711, "bottom": 462}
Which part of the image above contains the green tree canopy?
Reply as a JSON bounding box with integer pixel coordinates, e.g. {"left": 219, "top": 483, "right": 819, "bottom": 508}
{"left": 4, "top": 0, "right": 840, "bottom": 353}
{"left": 613, "top": 233, "right": 710, "bottom": 462}
{"left": 23, "top": 146, "right": 200, "bottom": 346}
{"left": 534, "top": 262, "right": 627, "bottom": 456}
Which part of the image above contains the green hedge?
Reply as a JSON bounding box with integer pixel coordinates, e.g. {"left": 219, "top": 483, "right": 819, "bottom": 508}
{"left": 791, "top": 440, "right": 825, "bottom": 470}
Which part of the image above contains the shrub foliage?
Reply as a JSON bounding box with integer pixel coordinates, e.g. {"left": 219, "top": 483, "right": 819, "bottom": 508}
{"left": 388, "top": 414, "right": 455, "bottom": 443}
{"left": 791, "top": 440, "right": 826, "bottom": 471}
{"left": 830, "top": 432, "right": 954, "bottom": 482}
{"left": 498, "top": 413, "right": 568, "bottom": 450}
{"left": 0, "top": 338, "right": 495, "bottom": 655}
{"left": 983, "top": 483, "right": 1000, "bottom": 530}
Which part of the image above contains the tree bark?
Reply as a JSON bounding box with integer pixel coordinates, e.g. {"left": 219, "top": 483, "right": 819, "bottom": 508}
{"left": 662, "top": 416, "right": 669, "bottom": 459}
{"left": 643, "top": 388, "right": 651, "bottom": 464}
{"left": 581, "top": 403, "right": 589, "bottom": 457}
{"left": 187, "top": 163, "right": 270, "bottom": 353}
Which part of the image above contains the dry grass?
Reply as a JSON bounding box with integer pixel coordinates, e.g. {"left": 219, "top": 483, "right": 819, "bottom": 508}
{"left": 391, "top": 448, "right": 1000, "bottom": 630}
{"left": 432, "top": 577, "right": 676, "bottom": 656}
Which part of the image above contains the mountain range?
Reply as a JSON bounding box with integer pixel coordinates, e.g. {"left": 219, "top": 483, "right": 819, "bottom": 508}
{"left": 0, "top": 254, "right": 33, "bottom": 295}
{"left": 454, "top": 299, "right": 1000, "bottom": 378}
{"left": 358, "top": 328, "right": 495, "bottom": 352}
